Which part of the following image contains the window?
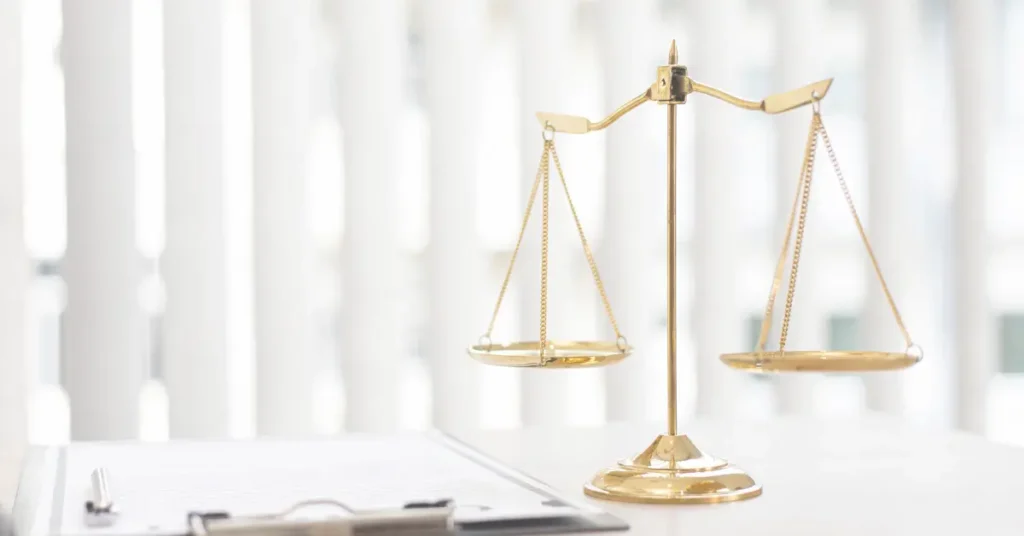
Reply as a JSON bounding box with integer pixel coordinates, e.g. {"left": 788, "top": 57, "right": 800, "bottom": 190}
{"left": 828, "top": 313, "right": 860, "bottom": 351}
{"left": 1000, "top": 314, "right": 1024, "bottom": 374}
{"left": 745, "top": 314, "right": 771, "bottom": 382}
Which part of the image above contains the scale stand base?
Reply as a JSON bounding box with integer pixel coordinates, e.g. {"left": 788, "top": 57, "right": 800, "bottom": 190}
{"left": 583, "top": 434, "right": 762, "bottom": 505}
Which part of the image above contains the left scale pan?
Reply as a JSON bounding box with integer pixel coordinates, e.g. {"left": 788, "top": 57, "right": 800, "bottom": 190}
{"left": 466, "top": 126, "right": 630, "bottom": 370}
{"left": 468, "top": 339, "right": 631, "bottom": 369}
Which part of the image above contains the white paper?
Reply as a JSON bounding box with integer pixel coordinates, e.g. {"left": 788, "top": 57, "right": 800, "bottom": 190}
{"left": 57, "top": 433, "right": 592, "bottom": 535}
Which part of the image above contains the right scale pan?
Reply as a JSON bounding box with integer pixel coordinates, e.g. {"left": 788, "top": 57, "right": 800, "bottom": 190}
{"left": 722, "top": 99, "right": 923, "bottom": 374}
{"left": 720, "top": 348, "right": 923, "bottom": 373}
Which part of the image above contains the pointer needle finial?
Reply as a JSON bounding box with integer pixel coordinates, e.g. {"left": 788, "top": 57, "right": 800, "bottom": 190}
{"left": 668, "top": 39, "right": 678, "bottom": 64}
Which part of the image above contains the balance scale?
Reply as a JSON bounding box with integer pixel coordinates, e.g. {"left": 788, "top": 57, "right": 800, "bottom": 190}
{"left": 467, "top": 40, "right": 922, "bottom": 505}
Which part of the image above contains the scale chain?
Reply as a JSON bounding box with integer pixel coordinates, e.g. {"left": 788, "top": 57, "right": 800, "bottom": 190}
{"left": 757, "top": 111, "right": 819, "bottom": 354}
{"left": 539, "top": 141, "right": 550, "bottom": 360}
{"left": 549, "top": 142, "right": 624, "bottom": 342}
{"left": 480, "top": 133, "right": 626, "bottom": 361}
{"left": 758, "top": 108, "right": 914, "bottom": 354}
{"left": 817, "top": 114, "right": 913, "bottom": 348}
{"left": 777, "top": 117, "right": 820, "bottom": 352}
{"left": 482, "top": 143, "right": 549, "bottom": 344}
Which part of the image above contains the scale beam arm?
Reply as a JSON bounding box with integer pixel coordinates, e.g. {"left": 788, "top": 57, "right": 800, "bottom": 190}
{"left": 535, "top": 75, "right": 834, "bottom": 133}
{"left": 535, "top": 89, "right": 652, "bottom": 134}
{"left": 689, "top": 77, "right": 833, "bottom": 114}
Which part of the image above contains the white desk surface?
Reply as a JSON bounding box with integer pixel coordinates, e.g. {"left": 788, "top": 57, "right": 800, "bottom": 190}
{"left": 1, "top": 449, "right": 21, "bottom": 510}
{"left": 454, "top": 415, "right": 1024, "bottom": 536}
{"left": 3, "top": 415, "right": 1024, "bottom": 535}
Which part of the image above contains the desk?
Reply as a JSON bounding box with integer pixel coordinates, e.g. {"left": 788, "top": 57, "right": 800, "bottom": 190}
{"left": 0, "top": 449, "right": 21, "bottom": 510}
{"left": 3, "top": 416, "right": 1024, "bottom": 535}
{"left": 454, "top": 415, "right": 1024, "bottom": 535}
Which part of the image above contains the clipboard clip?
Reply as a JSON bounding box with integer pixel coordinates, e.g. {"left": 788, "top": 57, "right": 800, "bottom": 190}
{"left": 83, "top": 468, "right": 119, "bottom": 528}
{"left": 188, "top": 498, "right": 457, "bottom": 536}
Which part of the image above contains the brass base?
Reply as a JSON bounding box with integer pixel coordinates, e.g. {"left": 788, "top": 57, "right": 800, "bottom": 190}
{"left": 584, "top": 434, "right": 761, "bottom": 505}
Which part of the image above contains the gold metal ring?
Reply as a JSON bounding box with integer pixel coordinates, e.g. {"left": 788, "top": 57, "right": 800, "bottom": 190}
{"left": 810, "top": 90, "right": 821, "bottom": 114}
{"left": 542, "top": 123, "right": 556, "bottom": 141}
{"left": 615, "top": 335, "right": 628, "bottom": 352}
{"left": 467, "top": 340, "right": 631, "bottom": 368}
{"left": 477, "top": 335, "right": 493, "bottom": 351}
{"left": 905, "top": 343, "right": 924, "bottom": 362}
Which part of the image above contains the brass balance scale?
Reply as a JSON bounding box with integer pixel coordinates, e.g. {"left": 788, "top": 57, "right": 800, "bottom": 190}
{"left": 467, "top": 40, "right": 922, "bottom": 505}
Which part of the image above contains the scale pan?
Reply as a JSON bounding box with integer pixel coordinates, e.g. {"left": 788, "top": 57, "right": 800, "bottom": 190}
{"left": 468, "top": 340, "right": 631, "bottom": 368}
{"left": 719, "top": 348, "right": 922, "bottom": 373}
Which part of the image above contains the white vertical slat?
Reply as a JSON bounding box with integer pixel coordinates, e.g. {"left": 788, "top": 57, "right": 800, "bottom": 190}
{"left": 516, "top": 0, "right": 575, "bottom": 426}
{"left": 162, "top": 0, "right": 229, "bottom": 438}
{"left": 251, "top": 0, "right": 316, "bottom": 437}
{"left": 774, "top": 0, "right": 826, "bottom": 415}
{"left": 597, "top": 0, "right": 659, "bottom": 421}
{"left": 0, "top": 0, "right": 29, "bottom": 495}
{"left": 951, "top": 0, "right": 997, "bottom": 434}
{"left": 423, "top": 0, "right": 485, "bottom": 432}
{"left": 62, "top": 0, "right": 142, "bottom": 440}
{"left": 690, "top": 0, "right": 745, "bottom": 417}
{"left": 862, "top": 0, "right": 917, "bottom": 414}
{"left": 336, "top": 0, "right": 405, "bottom": 432}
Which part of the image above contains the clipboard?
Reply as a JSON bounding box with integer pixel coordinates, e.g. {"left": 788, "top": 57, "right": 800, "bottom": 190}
{"left": 9, "top": 431, "right": 627, "bottom": 535}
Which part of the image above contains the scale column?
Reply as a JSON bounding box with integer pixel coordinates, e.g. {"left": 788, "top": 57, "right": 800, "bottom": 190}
{"left": 650, "top": 42, "right": 691, "bottom": 434}
{"left": 664, "top": 44, "right": 680, "bottom": 434}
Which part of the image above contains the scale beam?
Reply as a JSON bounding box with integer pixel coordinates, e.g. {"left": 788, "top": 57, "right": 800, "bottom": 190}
{"left": 536, "top": 75, "right": 834, "bottom": 133}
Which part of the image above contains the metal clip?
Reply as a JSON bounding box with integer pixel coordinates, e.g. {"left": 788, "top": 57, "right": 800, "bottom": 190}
{"left": 188, "top": 499, "right": 456, "bottom": 536}
{"left": 83, "top": 468, "right": 119, "bottom": 528}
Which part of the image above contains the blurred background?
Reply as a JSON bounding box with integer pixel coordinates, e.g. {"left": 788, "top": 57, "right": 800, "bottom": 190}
{"left": 1, "top": 0, "right": 1023, "bottom": 490}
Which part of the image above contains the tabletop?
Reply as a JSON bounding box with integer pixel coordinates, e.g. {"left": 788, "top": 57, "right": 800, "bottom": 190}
{"left": 3, "top": 415, "right": 1024, "bottom": 535}
{"left": 453, "top": 414, "right": 1024, "bottom": 535}
{"left": 0, "top": 449, "right": 20, "bottom": 511}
